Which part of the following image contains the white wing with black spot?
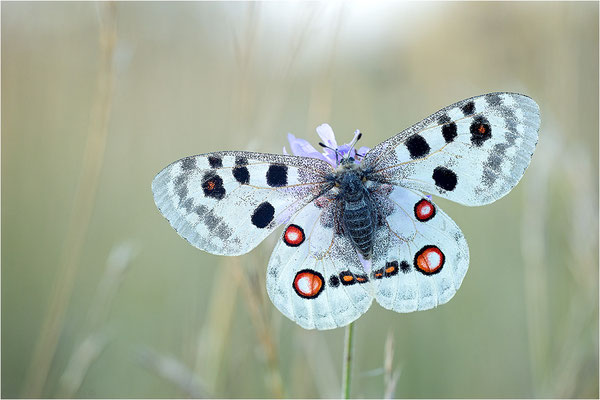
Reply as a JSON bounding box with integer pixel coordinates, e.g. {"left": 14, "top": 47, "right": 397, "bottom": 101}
{"left": 266, "top": 200, "right": 374, "bottom": 330}
{"left": 363, "top": 92, "right": 540, "bottom": 206}
{"left": 370, "top": 187, "right": 469, "bottom": 312}
{"left": 152, "top": 151, "right": 332, "bottom": 256}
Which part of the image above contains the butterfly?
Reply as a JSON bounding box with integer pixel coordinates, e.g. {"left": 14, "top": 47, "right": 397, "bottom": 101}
{"left": 152, "top": 92, "right": 540, "bottom": 330}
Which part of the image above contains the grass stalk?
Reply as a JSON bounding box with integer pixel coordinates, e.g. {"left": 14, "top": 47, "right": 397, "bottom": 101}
{"left": 341, "top": 321, "right": 355, "bottom": 399}
{"left": 21, "top": 3, "right": 117, "bottom": 397}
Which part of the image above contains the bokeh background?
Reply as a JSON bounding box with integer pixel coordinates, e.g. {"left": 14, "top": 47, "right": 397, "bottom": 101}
{"left": 2, "top": 2, "right": 598, "bottom": 398}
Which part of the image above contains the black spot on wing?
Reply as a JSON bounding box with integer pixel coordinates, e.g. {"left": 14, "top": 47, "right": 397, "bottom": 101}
{"left": 203, "top": 208, "right": 233, "bottom": 240}
{"left": 400, "top": 260, "right": 411, "bottom": 273}
{"left": 266, "top": 164, "right": 288, "bottom": 187}
{"left": 432, "top": 166, "right": 457, "bottom": 191}
{"left": 232, "top": 166, "right": 250, "bottom": 184}
{"left": 251, "top": 201, "right": 275, "bottom": 228}
{"left": 470, "top": 116, "right": 492, "bottom": 147}
{"left": 461, "top": 101, "right": 475, "bottom": 116}
{"left": 194, "top": 204, "right": 208, "bottom": 217}
{"left": 442, "top": 122, "right": 457, "bottom": 143}
{"left": 176, "top": 183, "right": 188, "bottom": 204}
{"left": 437, "top": 114, "right": 451, "bottom": 125}
{"left": 181, "top": 198, "right": 194, "bottom": 212}
{"left": 173, "top": 174, "right": 190, "bottom": 205}
{"left": 208, "top": 156, "right": 222, "bottom": 168}
{"left": 174, "top": 174, "right": 186, "bottom": 187}
{"left": 384, "top": 261, "right": 399, "bottom": 277}
{"left": 372, "top": 261, "right": 401, "bottom": 279}
{"left": 485, "top": 93, "right": 502, "bottom": 106}
{"left": 180, "top": 158, "right": 196, "bottom": 171}
{"left": 232, "top": 156, "right": 250, "bottom": 184}
{"left": 405, "top": 135, "right": 430, "bottom": 159}
{"left": 329, "top": 275, "right": 340, "bottom": 287}
{"left": 339, "top": 270, "right": 357, "bottom": 286}
{"left": 202, "top": 172, "right": 226, "bottom": 200}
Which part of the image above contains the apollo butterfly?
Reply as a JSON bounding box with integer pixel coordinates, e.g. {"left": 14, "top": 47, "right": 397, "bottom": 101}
{"left": 152, "top": 92, "right": 540, "bottom": 329}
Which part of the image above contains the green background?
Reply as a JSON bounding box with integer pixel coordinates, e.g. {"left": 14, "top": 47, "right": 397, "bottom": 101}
{"left": 2, "top": 2, "right": 598, "bottom": 398}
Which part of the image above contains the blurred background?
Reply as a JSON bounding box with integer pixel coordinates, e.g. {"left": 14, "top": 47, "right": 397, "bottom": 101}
{"left": 2, "top": 2, "right": 598, "bottom": 398}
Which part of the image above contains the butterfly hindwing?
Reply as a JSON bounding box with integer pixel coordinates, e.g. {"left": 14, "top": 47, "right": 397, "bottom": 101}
{"left": 363, "top": 92, "right": 540, "bottom": 205}
{"left": 266, "top": 200, "right": 373, "bottom": 330}
{"left": 371, "top": 187, "right": 469, "bottom": 312}
{"left": 152, "top": 151, "right": 332, "bottom": 256}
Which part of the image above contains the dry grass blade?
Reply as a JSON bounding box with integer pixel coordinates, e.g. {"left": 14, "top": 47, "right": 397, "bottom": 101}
{"left": 383, "top": 331, "right": 400, "bottom": 399}
{"left": 547, "top": 144, "right": 598, "bottom": 397}
{"left": 58, "top": 333, "right": 109, "bottom": 398}
{"left": 521, "top": 128, "right": 555, "bottom": 395}
{"left": 239, "top": 260, "right": 285, "bottom": 398}
{"left": 137, "top": 346, "right": 209, "bottom": 399}
{"left": 21, "top": 3, "right": 118, "bottom": 397}
{"left": 298, "top": 331, "right": 339, "bottom": 398}
{"left": 193, "top": 257, "right": 242, "bottom": 394}
{"left": 522, "top": 125, "right": 598, "bottom": 397}
{"left": 57, "top": 242, "right": 137, "bottom": 398}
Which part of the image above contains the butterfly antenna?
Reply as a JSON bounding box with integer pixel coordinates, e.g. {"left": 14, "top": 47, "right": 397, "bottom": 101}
{"left": 319, "top": 142, "right": 341, "bottom": 165}
{"left": 349, "top": 132, "right": 363, "bottom": 157}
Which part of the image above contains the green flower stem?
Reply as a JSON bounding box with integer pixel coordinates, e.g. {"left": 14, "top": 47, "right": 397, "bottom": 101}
{"left": 341, "top": 321, "right": 355, "bottom": 399}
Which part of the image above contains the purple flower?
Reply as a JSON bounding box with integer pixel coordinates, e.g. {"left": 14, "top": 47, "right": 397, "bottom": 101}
{"left": 283, "top": 123, "right": 370, "bottom": 166}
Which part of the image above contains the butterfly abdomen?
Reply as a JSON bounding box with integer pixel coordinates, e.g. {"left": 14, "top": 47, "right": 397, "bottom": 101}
{"left": 341, "top": 193, "right": 376, "bottom": 258}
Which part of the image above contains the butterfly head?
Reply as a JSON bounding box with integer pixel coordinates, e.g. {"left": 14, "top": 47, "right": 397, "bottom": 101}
{"left": 319, "top": 131, "right": 365, "bottom": 167}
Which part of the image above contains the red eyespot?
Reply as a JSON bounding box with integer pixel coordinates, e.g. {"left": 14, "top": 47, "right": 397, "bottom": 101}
{"left": 414, "top": 246, "right": 445, "bottom": 275}
{"left": 414, "top": 199, "right": 436, "bottom": 222}
{"left": 293, "top": 270, "right": 324, "bottom": 299}
{"left": 283, "top": 224, "right": 305, "bottom": 247}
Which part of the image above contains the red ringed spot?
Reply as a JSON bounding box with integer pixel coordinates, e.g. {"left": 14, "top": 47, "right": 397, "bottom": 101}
{"left": 478, "top": 124, "right": 487, "bottom": 134}
{"left": 283, "top": 224, "right": 305, "bottom": 247}
{"left": 293, "top": 269, "right": 324, "bottom": 299}
{"left": 414, "top": 245, "right": 445, "bottom": 275}
{"left": 206, "top": 180, "right": 216, "bottom": 191}
{"left": 414, "top": 199, "right": 436, "bottom": 222}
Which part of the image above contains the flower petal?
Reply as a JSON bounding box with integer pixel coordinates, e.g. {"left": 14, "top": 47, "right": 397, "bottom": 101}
{"left": 316, "top": 123, "right": 338, "bottom": 148}
{"left": 321, "top": 149, "right": 339, "bottom": 166}
{"left": 356, "top": 146, "right": 370, "bottom": 155}
{"left": 337, "top": 144, "right": 352, "bottom": 158}
{"left": 287, "top": 133, "right": 331, "bottom": 163}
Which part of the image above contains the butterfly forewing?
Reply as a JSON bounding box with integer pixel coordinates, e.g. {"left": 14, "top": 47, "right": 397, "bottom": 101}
{"left": 363, "top": 92, "right": 540, "bottom": 206}
{"left": 152, "top": 151, "right": 332, "bottom": 256}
